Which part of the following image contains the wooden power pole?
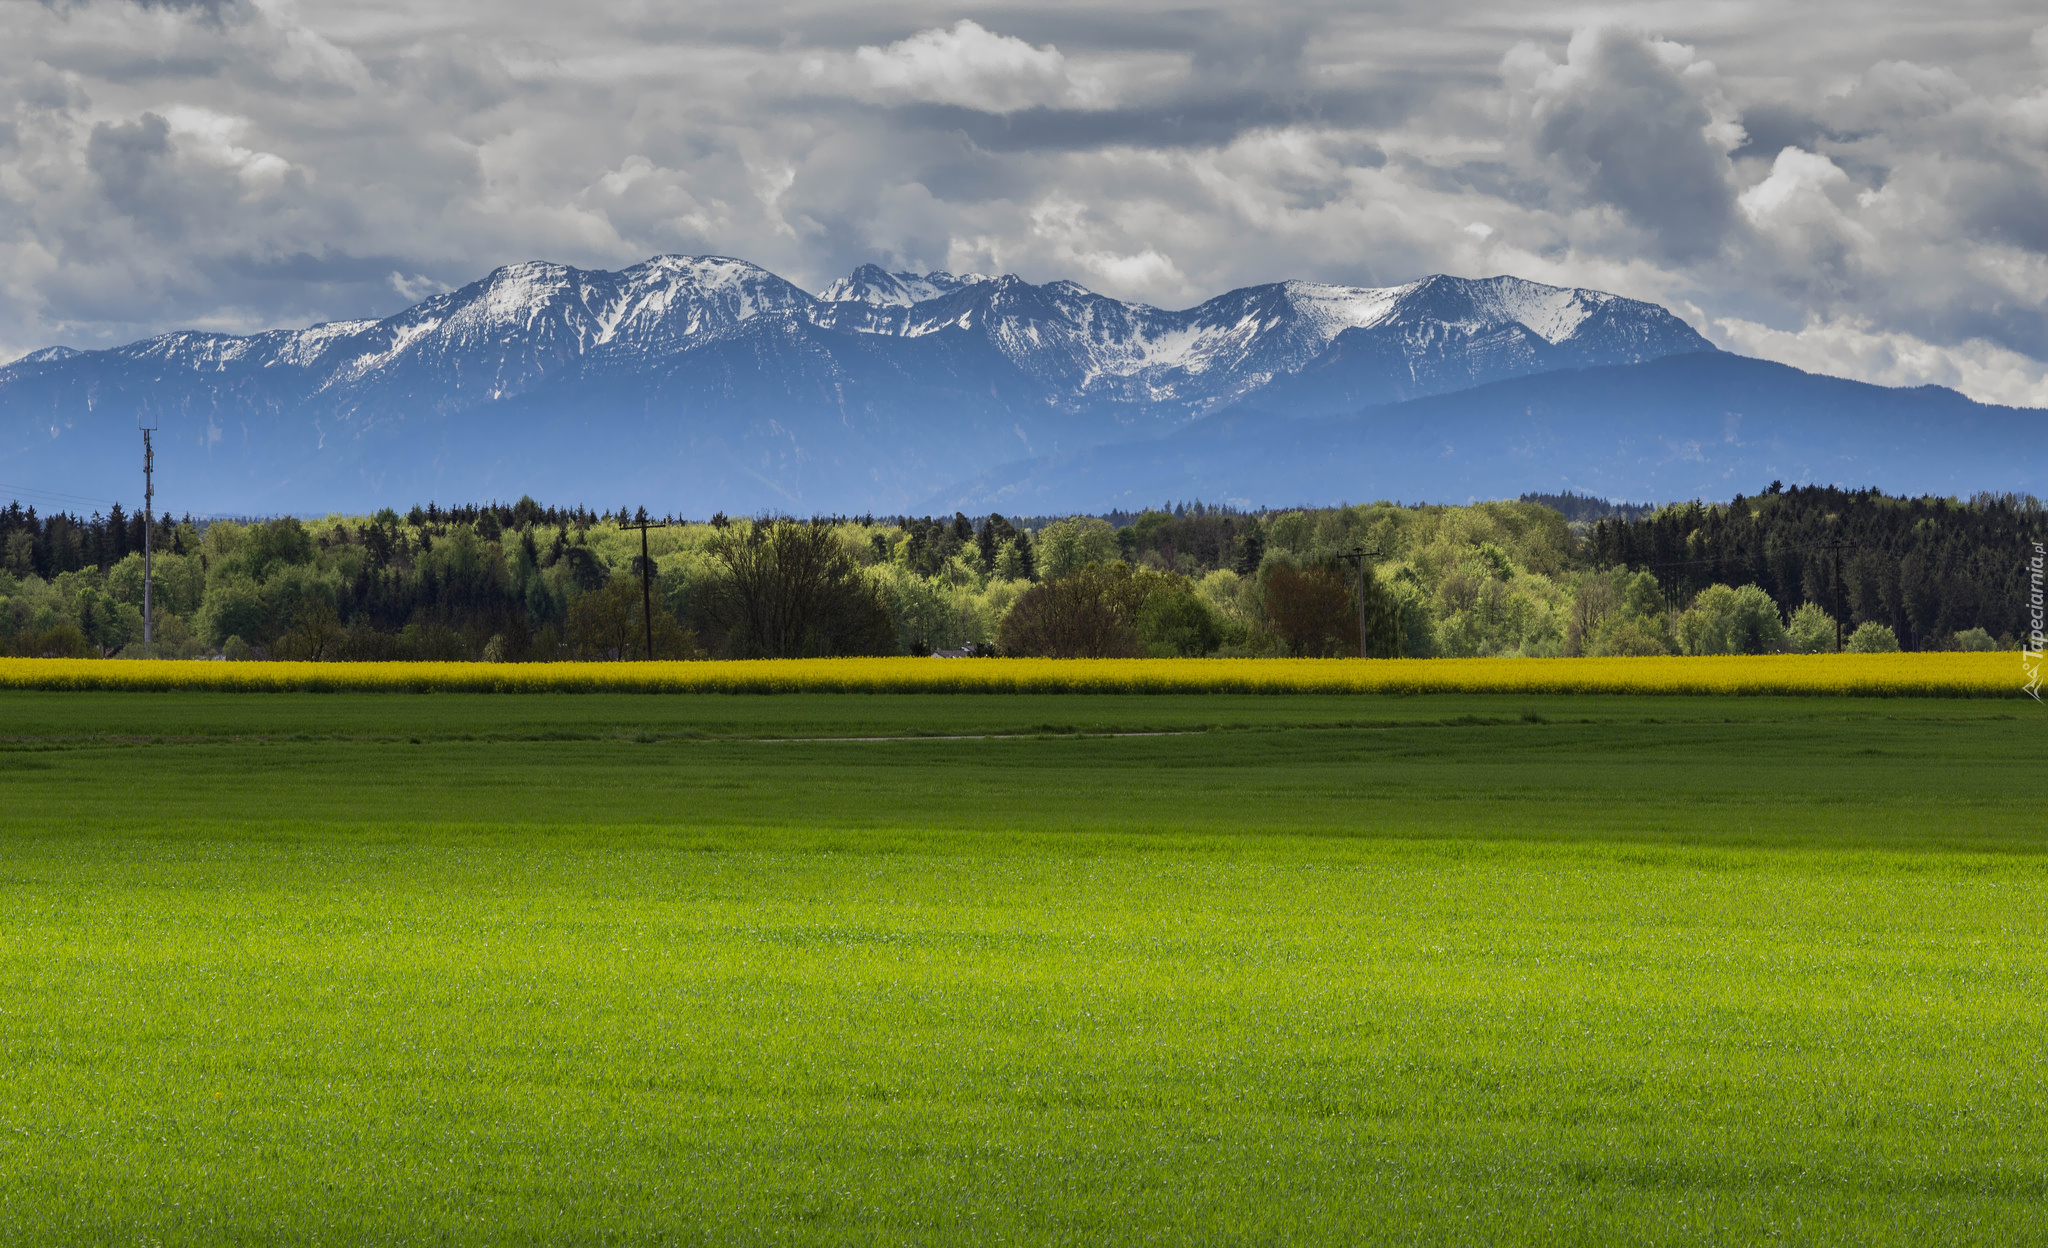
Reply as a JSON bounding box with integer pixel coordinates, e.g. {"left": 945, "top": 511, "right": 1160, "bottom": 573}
{"left": 618, "top": 507, "right": 670, "bottom": 661}
{"left": 1343, "top": 544, "right": 1386, "bottom": 658}
{"left": 1824, "top": 538, "right": 1851, "bottom": 652}
{"left": 139, "top": 415, "right": 157, "bottom": 658}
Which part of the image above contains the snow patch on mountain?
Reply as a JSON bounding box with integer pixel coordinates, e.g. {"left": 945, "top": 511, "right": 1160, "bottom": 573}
{"left": 602, "top": 255, "right": 812, "bottom": 343}
{"left": 1454, "top": 276, "right": 1613, "bottom": 344}
{"left": 1, "top": 345, "right": 81, "bottom": 373}
{"left": 120, "top": 331, "right": 275, "bottom": 371}
{"left": 266, "top": 320, "right": 378, "bottom": 368}
{"left": 822, "top": 264, "right": 993, "bottom": 306}
{"left": 475, "top": 262, "right": 572, "bottom": 329}
{"left": 1281, "top": 281, "right": 1415, "bottom": 339}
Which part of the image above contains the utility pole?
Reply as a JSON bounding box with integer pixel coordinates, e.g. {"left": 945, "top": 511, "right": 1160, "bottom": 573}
{"left": 1823, "top": 538, "right": 1851, "bottom": 652}
{"left": 618, "top": 507, "right": 670, "bottom": 661}
{"left": 139, "top": 415, "right": 157, "bottom": 658}
{"left": 1342, "top": 544, "right": 1386, "bottom": 659}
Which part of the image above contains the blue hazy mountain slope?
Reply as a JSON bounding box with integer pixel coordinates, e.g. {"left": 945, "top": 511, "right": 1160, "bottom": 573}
{"left": 3, "top": 251, "right": 2003, "bottom": 517}
{"left": 0, "top": 255, "right": 1717, "bottom": 514}
{"left": 931, "top": 353, "right": 2044, "bottom": 513}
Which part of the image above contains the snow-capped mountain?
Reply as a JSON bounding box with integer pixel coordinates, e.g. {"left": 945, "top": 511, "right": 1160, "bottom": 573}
{"left": 10, "top": 251, "right": 1975, "bottom": 516}
{"left": 5, "top": 254, "right": 1699, "bottom": 416}
{"left": 46, "top": 257, "right": 819, "bottom": 422}
{"left": 820, "top": 264, "right": 991, "bottom": 307}
{"left": 808, "top": 265, "right": 1709, "bottom": 417}
{"left": 1239, "top": 274, "right": 1719, "bottom": 416}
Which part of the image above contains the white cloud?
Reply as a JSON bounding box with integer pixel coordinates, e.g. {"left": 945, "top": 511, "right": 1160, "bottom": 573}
{"left": 800, "top": 21, "right": 1103, "bottom": 114}
{"left": 1503, "top": 26, "right": 1741, "bottom": 258}
{"left": 1021, "top": 194, "right": 1189, "bottom": 302}
{"left": 161, "top": 106, "right": 294, "bottom": 190}
{"left": 1713, "top": 314, "right": 2048, "bottom": 408}
{"left": 1739, "top": 147, "right": 1852, "bottom": 221}
{"left": 388, "top": 271, "right": 449, "bottom": 303}
{"left": 0, "top": 0, "right": 2046, "bottom": 412}
{"left": 1735, "top": 146, "right": 1872, "bottom": 292}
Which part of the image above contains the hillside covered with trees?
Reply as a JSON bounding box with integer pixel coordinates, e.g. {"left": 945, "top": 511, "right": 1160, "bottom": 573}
{"left": 0, "top": 488, "right": 2037, "bottom": 661}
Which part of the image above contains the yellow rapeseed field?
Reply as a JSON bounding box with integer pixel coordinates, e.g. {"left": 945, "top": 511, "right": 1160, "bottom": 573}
{"left": 0, "top": 653, "right": 2022, "bottom": 696}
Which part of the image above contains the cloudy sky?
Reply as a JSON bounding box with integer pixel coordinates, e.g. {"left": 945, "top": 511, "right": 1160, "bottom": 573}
{"left": 5, "top": 0, "right": 2047, "bottom": 405}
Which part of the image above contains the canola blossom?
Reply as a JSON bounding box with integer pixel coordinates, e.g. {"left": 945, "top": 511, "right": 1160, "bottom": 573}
{"left": 0, "top": 653, "right": 2020, "bottom": 696}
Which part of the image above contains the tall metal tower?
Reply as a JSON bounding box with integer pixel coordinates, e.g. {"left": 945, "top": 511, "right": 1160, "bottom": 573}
{"left": 140, "top": 415, "right": 157, "bottom": 657}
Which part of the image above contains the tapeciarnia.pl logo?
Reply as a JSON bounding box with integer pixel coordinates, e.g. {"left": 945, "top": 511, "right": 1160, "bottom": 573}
{"left": 2026, "top": 541, "right": 2044, "bottom": 702}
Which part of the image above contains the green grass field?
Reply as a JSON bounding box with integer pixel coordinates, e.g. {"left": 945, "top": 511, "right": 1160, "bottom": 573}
{"left": 2, "top": 691, "right": 2044, "bottom": 1244}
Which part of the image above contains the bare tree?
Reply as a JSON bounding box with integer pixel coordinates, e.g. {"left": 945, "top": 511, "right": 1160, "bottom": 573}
{"left": 706, "top": 521, "right": 896, "bottom": 658}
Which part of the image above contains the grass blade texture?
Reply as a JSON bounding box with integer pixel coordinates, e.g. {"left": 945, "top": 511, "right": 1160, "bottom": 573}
{"left": 0, "top": 690, "right": 2042, "bottom": 1245}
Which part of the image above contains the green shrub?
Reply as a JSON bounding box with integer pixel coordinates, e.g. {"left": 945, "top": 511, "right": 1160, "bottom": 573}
{"left": 1949, "top": 627, "right": 1998, "bottom": 652}
{"left": 1032, "top": 518, "right": 1119, "bottom": 581}
{"left": 1846, "top": 621, "right": 1901, "bottom": 653}
{"left": 1135, "top": 583, "right": 1223, "bottom": 658}
{"left": 1786, "top": 602, "right": 1838, "bottom": 654}
{"left": 1000, "top": 563, "right": 1202, "bottom": 658}
{"left": 1589, "top": 617, "right": 1671, "bottom": 656}
{"left": 1677, "top": 584, "right": 1787, "bottom": 655}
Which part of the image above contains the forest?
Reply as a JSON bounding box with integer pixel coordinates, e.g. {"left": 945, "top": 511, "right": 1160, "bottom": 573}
{"left": 0, "top": 486, "right": 2038, "bottom": 661}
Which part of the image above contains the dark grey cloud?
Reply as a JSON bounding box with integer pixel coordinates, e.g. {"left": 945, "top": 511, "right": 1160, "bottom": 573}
{"left": 1510, "top": 27, "right": 1738, "bottom": 260}
{"left": 1960, "top": 175, "right": 2048, "bottom": 255}
{"left": 883, "top": 85, "right": 1420, "bottom": 154}
{"left": 3, "top": 0, "right": 2048, "bottom": 404}
{"left": 1728, "top": 105, "right": 1830, "bottom": 163}
{"left": 41, "top": 0, "right": 236, "bottom": 14}
{"left": 85, "top": 112, "right": 172, "bottom": 218}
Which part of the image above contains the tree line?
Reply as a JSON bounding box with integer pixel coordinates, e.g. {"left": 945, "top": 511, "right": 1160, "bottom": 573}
{"left": 1585, "top": 484, "right": 2043, "bottom": 652}
{"left": 1, "top": 488, "right": 2038, "bottom": 661}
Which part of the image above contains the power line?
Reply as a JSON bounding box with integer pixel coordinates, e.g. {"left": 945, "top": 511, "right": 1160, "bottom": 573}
{"left": 0, "top": 481, "right": 119, "bottom": 510}
{"left": 1613, "top": 534, "right": 1862, "bottom": 570}
{"left": 1610, "top": 530, "right": 1863, "bottom": 645}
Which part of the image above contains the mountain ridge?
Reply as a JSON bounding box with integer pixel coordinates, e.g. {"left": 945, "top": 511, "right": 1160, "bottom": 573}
{"left": 1, "top": 255, "right": 1711, "bottom": 421}
{"left": 6, "top": 253, "right": 2030, "bottom": 515}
